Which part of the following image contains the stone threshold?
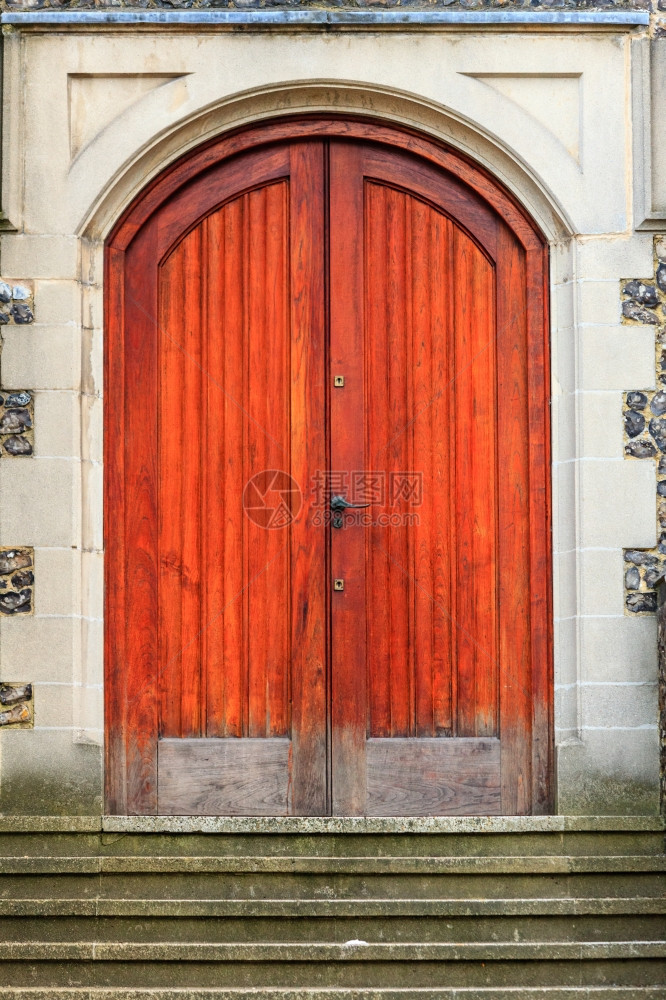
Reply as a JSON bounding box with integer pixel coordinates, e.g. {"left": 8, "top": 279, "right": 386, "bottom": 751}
{"left": 0, "top": 10, "right": 650, "bottom": 28}
{"left": 0, "top": 815, "right": 663, "bottom": 833}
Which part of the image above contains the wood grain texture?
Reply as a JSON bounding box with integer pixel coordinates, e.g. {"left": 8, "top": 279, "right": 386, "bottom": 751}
{"left": 287, "top": 142, "right": 328, "bottom": 815}
{"left": 329, "top": 141, "right": 368, "bottom": 815}
{"left": 121, "top": 224, "right": 160, "bottom": 815}
{"left": 157, "top": 183, "right": 294, "bottom": 742}
{"left": 496, "top": 224, "right": 532, "bottom": 816}
{"left": 366, "top": 738, "right": 501, "bottom": 816}
{"left": 158, "top": 738, "right": 291, "bottom": 816}
{"left": 107, "top": 142, "right": 327, "bottom": 816}
{"left": 106, "top": 121, "right": 551, "bottom": 816}
{"left": 360, "top": 182, "right": 499, "bottom": 744}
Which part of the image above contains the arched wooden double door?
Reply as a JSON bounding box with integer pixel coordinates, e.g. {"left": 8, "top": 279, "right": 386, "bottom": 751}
{"left": 105, "top": 119, "right": 551, "bottom": 816}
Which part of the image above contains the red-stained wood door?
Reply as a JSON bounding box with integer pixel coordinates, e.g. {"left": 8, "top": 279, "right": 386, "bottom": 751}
{"left": 105, "top": 120, "right": 552, "bottom": 816}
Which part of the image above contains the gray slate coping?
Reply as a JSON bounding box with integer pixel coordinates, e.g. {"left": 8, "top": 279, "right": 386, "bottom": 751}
{"left": 0, "top": 9, "right": 651, "bottom": 25}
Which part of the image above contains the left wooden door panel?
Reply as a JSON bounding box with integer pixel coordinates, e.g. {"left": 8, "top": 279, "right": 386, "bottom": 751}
{"left": 105, "top": 142, "right": 328, "bottom": 815}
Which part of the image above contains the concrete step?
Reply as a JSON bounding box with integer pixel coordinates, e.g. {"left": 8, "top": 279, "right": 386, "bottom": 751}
{"left": 3, "top": 854, "right": 665, "bottom": 874}
{"left": 0, "top": 819, "right": 662, "bottom": 991}
{"left": 3, "top": 873, "right": 662, "bottom": 903}
{"left": 2, "top": 894, "right": 664, "bottom": 916}
{"left": 0, "top": 991, "right": 665, "bottom": 1000}
{"left": 1, "top": 815, "right": 663, "bottom": 859}
{"left": 2, "top": 940, "right": 666, "bottom": 961}
{"left": 2, "top": 911, "right": 664, "bottom": 944}
{"left": 1, "top": 948, "right": 664, "bottom": 989}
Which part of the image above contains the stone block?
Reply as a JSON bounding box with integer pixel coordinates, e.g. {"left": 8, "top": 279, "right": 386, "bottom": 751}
{"left": 553, "top": 548, "right": 576, "bottom": 623}
{"left": 551, "top": 325, "right": 575, "bottom": 397}
{"left": 581, "top": 682, "right": 658, "bottom": 730}
{"left": 81, "top": 550, "right": 103, "bottom": 622}
{"left": 33, "top": 391, "right": 79, "bottom": 459}
{"left": 0, "top": 235, "right": 79, "bottom": 280}
{"left": 579, "top": 548, "right": 624, "bottom": 617}
{"left": 579, "top": 325, "right": 655, "bottom": 393}
{"left": 557, "top": 728, "right": 660, "bottom": 815}
{"left": 554, "top": 684, "right": 579, "bottom": 741}
{"left": 32, "top": 279, "right": 80, "bottom": 326}
{"left": 32, "top": 681, "right": 74, "bottom": 729}
{"left": 579, "top": 391, "right": 623, "bottom": 459}
{"left": 0, "top": 616, "right": 78, "bottom": 685}
{"left": 81, "top": 327, "right": 103, "bottom": 398}
{"left": 0, "top": 459, "right": 80, "bottom": 547}
{"left": 578, "top": 280, "right": 621, "bottom": 326}
{"left": 0, "top": 728, "right": 103, "bottom": 816}
{"left": 553, "top": 615, "right": 578, "bottom": 691}
{"left": 553, "top": 282, "right": 574, "bottom": 331}
{"left": 1, "top": 327, "right": 81, "bottom": 390}
{"left": 576, "top": 235, "right": 655, "bottom": 281}
{"left": 580, "top": 459, "right": 656, "bottom": 549}
{"left": 74, "top": 682, "right": 103, "bottom": 737}
{"left": 81, "top": 392, "right": 102, "bottom": 465}
{"left": 551, "top": 392, "right": 575, "bottom": 465}
{"left": 552, "top": 459, "right": 576, "bottom": 556}
{"left": 33, "top": 548, "right": 79, "bottom": 618}
{"left": 81, "top": 459, "right": 103, "bottom": 553}
{"left": 580, "top": 615, "right": 658, "bottom": 685}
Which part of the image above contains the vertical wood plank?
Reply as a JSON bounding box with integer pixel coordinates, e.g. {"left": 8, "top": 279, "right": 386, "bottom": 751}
{"left": 289, "top": 142, "right": 328, "bottom": 814}
{"left": 329, "top": 141, "right": 368, "bottom": 814}
{"left": 157, "top": 245, "right": 184, "bottom": 739}
{"left": 220, "top": 197, "right": 246, "bottom": 738}
{"left": 453, "top": 229, "right": 498, "bottom": 739}
{"left": 263, "top": 182, "right": 290, "bottom": 738}
{"left": 497, "top": 224, "right": 533, "bottom": 815}
{"left": 528, "top": 244, "right": 554, "bottom": 814}
{"left": 364, "top": 183, "right": 391, "bottom": 739}
{"left": 122, "top": 224, "right": 159, "bottom": 814}
{"left": 202, "top": 209, "right": 226, "bottom": 737}
{"left": 385, "top": 187, "right": 411, "bottom": 738}
{"left": 244, "top": 184, "right": 291, "bottom": 738}
{"left": 411, "top": 205, "right": 452, "bottom": 738}
{"left": 104, "top": 245, "right": 128, "bottom": 814}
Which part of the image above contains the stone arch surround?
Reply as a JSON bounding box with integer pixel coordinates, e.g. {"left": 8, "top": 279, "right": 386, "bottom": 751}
{"left": 80, "top": 93, "right": 586, "bottom": 803}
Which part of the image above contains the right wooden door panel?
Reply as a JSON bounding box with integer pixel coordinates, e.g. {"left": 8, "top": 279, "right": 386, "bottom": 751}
{"left": 329, "top": 141, "right": 542, "bottom": 816}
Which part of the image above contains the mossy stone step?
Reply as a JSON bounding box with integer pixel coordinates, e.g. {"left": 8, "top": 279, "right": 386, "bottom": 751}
{"left": 3, "top": 854, "right": 665, "bottom": 875}
{"left": 1, "top": 895, "right": 664, "bottom": 917}
{"left": 2, "top": 941, "right": 666, "bottom": 961}
{"left": 2, "top": 913, "right": 664, "bottom": 946}
{"left": 2, "top": 955, "right": 664, "bottom": 989}
{"left": 0, "top": 990, "right": 665, "bottom": 1000}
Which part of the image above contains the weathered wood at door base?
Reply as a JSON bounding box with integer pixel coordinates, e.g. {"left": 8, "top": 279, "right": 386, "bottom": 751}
{"left": 366, "top": 738, "right": 501, "bottom": 816}
{"left": 158, "top": 738, "right": 291, "bottom": 816}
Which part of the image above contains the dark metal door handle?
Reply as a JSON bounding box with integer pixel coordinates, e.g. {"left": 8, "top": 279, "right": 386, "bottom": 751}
{"left": 330, "top": 494, "right": 371, "bottom": 512}
{"left": 330, "top": 494, "right": 371, "bottom": 529}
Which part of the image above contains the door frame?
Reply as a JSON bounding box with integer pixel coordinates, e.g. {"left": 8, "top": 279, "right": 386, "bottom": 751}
{"left": 104, "top": 115, "right": 553, "bottom": 815}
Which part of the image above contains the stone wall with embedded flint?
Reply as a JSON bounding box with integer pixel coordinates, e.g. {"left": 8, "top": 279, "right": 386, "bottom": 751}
{"left": 0, "top": 681, "right": 33, "bottom": 728}
{"left": 623, "top": 237, "right": 666, "bottom": 613}
{"left": 0, "top": 281, "right": 33, "bottom": 327}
